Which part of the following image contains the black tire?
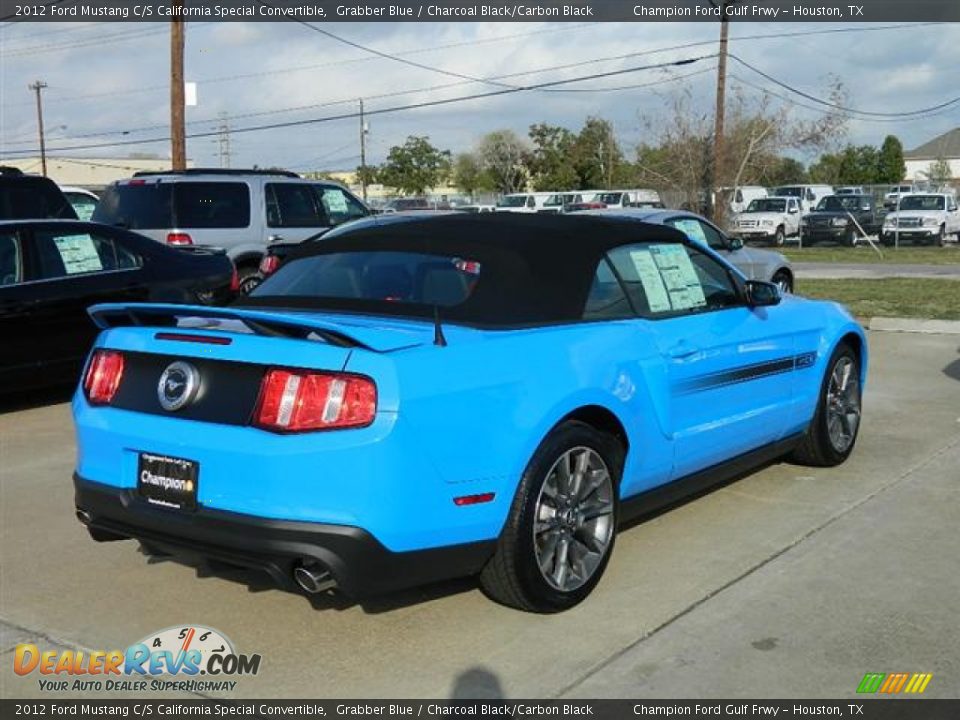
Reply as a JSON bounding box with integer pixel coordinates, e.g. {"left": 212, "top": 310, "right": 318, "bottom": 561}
{"left": 773, "top": 226, "right": 785, "bottom": 247}
{"left": 479, "top": 421, "right": 624, "bottom": 613}
{"left": 880, "top": 234, "right": 894, "bottom": 247}
{"left": 935, "top": 225, "right": 946, "bottom": 247}
{"left": 237, "top": 266, "right": 262, "bottom": 295}
{"left": 791, "top": 343, "right": 862, "bottom": 467}
{"left": 771, "top": 270, "right": 793, "bottom": 295}
{"left": 845, "top": 227, "right": 859, "bottom": 248}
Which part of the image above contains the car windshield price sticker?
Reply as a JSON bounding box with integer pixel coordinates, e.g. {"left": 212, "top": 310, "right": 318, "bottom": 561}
{"left": 670, "top": 219, "right": 710, "bottom": 247}
{"left": 54, "top": 234, "right": 103, "bottom": 274}
{"left": 323, "top": 190, "right": 348, "bottom": 213}
{"left": 629, "top": 248, "right": 672, "bottom": 313}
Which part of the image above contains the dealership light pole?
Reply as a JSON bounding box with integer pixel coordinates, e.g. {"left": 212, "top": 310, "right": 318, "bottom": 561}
{"left": 29, "top": 80, "right": 48, "bottom": 177}
{"left": 170, "top": 4, "right": 186, "bottom": 171}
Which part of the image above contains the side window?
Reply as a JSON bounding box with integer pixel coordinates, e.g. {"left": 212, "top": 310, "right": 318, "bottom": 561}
{"left": 0, "top": 232, "right": 22, "bottom": 286}
{"left": 607, "top": 242, "right": 741, "bottom": 318}
{"left": 666, "top": 217, "right": 726, "bottom": 251}
{"left": 583, "top": 259, "right": 633, "bottom": 320}
{"left": 949, "top": 198, "right": 958, "bottom": 212}
{"left": 266, "top": 183, "right": 328, "bottom": 228}
{"left": 526, "top": 196, "right": 535, "bottom": 209}
{"left": 31, "top": 229, "right": 139, "bottom": 280}
{"left": 316, "top": 186, "right": 367, "bottom": 226}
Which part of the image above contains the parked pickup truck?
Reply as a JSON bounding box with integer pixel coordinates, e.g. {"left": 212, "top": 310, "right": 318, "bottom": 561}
{"left": 800, "top": 194, "right": 886, "bottom": 247}
{"left": 880, "top": 193, "right": 960, "bottom": 246}
{"left": 729, "top": 196, "right": 801, "bottom": 246}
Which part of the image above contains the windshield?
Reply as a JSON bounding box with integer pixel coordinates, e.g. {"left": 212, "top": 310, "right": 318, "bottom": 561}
{"left": 816, "top": 196, "right": 862, "bottom": 212}
{"left": 497, "top": 195, "right": 528, "bottom": 207}
{"left": 251, "top": 251, "right": 481, "bottom": 308}
{"left": 772, "top": 187, "right": 802, "bottom": 198}
{"left": 898, "top": 195, "right": 945, "bottom": 211}
{"left": 745, "top": 199, "right": 786, "bottom": 213}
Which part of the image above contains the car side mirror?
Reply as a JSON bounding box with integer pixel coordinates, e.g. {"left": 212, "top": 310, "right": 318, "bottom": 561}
{"left": 788, "top": 207, "right": 798, "bottom": 214}
{"left": 745, "top": 280, "right": 781, "bottom": 307}
{"left": 727, "top": 236, "right": 744, "bottom": 250}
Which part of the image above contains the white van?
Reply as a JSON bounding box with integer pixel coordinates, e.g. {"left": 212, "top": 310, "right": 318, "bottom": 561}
{"left": 495, "top": 192, "right": 553, "bottom": 213}
{"left": 590, "top": 189, "right": 662, "bottom": 209}
{"left": 719, "top": 186, "right": 768, "bottom": 214}
{"left": 771, "top": 184, "right": 834, "bottom": 214}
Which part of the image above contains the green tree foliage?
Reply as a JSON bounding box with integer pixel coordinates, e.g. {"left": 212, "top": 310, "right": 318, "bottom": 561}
{"left": 354, "top": 164, "right": 379, "bottom": 187}
{"left": 876, "top": 135, "right": 906, "bottom": 184}
{"left": 526, "top": 123, "right": 578, "bottom": 191}
{"left": 451, "top": 152, "right": 493, "bottom": 197}
{"left": 377, "top": 136, "right": 451, "bottom": 195}
{"left": 572, "top": 117, "right": 634, "bottom": 190}
{"left": 757, "top": 157, "right": 807, "bottom": 186}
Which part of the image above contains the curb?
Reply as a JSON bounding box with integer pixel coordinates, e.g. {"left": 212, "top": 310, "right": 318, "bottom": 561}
{"left": 868, "top": 317, "right": 960, "bottom": 335}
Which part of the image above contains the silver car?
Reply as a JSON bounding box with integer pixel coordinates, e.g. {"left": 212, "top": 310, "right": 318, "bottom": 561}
{"left": 589, "top": 208, "right": 794, "bottom": 293}
{"left": 92, "top": 168, "right": 369, "bottom": 293}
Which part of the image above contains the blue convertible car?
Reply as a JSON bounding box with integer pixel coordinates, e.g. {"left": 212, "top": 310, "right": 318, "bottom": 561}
{"left": 73, "top": 214, "right": 866, "bottom": 612}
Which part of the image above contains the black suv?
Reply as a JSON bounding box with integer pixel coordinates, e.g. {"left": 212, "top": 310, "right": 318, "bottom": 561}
{"left": 0, "top": 166, "right": 78, "bottom": 221}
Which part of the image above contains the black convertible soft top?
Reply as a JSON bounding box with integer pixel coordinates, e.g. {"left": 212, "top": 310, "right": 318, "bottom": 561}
{"left": 239, "top": 213, "right": 691, "bottom": 327}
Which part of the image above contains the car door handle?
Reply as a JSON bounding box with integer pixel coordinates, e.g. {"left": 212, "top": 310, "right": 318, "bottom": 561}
{"left": 666, "top": 342, "right": 700, "bottom": 360}
{"left": 268, "top": 234, "right": 284, "bottom": 243}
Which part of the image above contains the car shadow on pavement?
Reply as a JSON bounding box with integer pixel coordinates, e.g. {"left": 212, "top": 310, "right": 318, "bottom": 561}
{"left": 943, "top": 349, "right": 960, "bottom": 382}
{"left": 139, "top": 545, "right": 478, "bottom": 614}
{"left": 449, "top": 667, "right": 506, "bottom": 699}
{"left": 0, "top": 384, "right": 75, "bottom": 414}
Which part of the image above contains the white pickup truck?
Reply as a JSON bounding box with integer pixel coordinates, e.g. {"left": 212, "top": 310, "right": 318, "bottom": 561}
{"left": 728, "top": 196, "right": 802, "bottom": 246}
{"left": 880, "top": 193, "right": 960, "bottom": 246}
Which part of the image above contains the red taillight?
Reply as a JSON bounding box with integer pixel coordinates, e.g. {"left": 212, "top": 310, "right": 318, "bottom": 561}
{"left": 259, "top": 255, "right": 280, "bottom": 276}
{"left": 253, "top": 369, "right": 377, "bottom": 432}
{"left": 229, "top": 266, "right": 240, "bottom": 292}
{"left": 83, "top": 350, "right": 125, "bottom": 405}
{"left": 167, "top": 232, "right": 193, "bottom": 246}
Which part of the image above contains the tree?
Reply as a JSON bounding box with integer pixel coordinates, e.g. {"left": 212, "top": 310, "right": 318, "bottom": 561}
{"left": 876, "top": 135, "right": 906, "bottom": 184}
{"left": 925, "top": 156, "right": 953, "bottom": 185}
{"left": 377, "top": 135, "right": 451, "bottom": 195}
{"left": 572, "top": 117, "right": 634, "bottom": 190}
{"left": 526, "top": 123, "right": 578, "bottom": 191}
{"left": 476, "top": 130, "right": 528, "bottom": 194}
{"left": 354, "top": 164, "right": 379, "bottom": 188}
{"left": 451, "top": 152, "right": 492, "bottom": 197}
{"left": 757, "top": 156, "right": 807, "bottom": 186}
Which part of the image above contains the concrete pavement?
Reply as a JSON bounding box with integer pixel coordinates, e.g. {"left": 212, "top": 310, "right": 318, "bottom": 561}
{"left": 794, "top": 262, "right": 960, "bottom": 280}
{"left": 1, "top": 332, "right": 958, "bottom": 699}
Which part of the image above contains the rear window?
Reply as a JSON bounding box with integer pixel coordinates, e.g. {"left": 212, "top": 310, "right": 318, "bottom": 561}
{"left": 899, "top": 195, "right": 945, "bottom": 211}
{"left": 0, "top": 178, "right": 76, "bottom": 220}
{"left": 93, "top": 181, "right": 250, "bottom": 229}
{"left": 251, "top": 251, "right": 481, "bottom": 308}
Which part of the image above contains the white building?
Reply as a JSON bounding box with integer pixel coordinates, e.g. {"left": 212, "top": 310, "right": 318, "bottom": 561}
{"left": 904, "top": 128, "right": 960, "bottom": 184}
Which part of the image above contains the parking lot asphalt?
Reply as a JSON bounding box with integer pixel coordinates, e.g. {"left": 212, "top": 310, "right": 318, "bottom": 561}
{"left": 1, "top": 331, "right": 958, "bottom": 700}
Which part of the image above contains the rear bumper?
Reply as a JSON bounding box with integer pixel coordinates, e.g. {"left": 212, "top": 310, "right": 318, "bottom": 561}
{"left": 74, "top": 475, "right": 495, "bottom": 599}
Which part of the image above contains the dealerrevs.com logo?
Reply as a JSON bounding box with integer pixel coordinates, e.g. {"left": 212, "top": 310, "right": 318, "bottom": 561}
{"left": 13, "top": 625, "right": 261, "bottom": 693}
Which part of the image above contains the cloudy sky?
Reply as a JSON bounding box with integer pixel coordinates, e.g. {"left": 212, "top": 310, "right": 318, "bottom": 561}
{"left": 1, "top": 20, "right": 958, "bottom": 172}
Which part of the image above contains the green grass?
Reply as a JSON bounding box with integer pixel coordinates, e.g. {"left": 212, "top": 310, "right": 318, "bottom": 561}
{"left": 782, "top": 246, "right": 960, "bottom": 266}
{"left": 797, "top": 278, "right": 960, "bottom": 321}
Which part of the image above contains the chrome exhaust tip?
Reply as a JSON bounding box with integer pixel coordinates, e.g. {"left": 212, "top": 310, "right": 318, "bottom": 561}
{"left": 293, "top": 562, "right": 336, "bottom": 594}
{"left": 76, "top": 509, "right": 92, "bottom": 525}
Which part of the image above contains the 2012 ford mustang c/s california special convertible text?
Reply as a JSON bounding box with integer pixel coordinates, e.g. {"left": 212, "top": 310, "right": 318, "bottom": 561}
{"left": 72, "top": 213, "right": 866, "bottom": 612}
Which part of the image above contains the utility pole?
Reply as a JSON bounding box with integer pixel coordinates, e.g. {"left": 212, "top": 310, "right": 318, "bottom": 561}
{"left": 217, "top": 112, "right": 232, "bottom": 168}
{"left": 711, "top": 0, "right": 733, "bottom": 226}
{"left": 29, "top": 80, "right": 48, "bottom": 176}
{"left": 359, "top": 99, "right": 369, "bottom": 201}
{"left": 170, "top": 5, "right": 186, "bottom": 170}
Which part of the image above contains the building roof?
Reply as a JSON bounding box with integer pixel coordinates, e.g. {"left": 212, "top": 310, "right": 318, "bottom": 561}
{"left": 905, "top": 128, "right": 960, "bottom": 161}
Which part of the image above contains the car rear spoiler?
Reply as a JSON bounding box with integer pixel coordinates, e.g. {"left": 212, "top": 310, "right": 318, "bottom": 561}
{"left": 88, "top": 303, "right": 374, "bottom": 350}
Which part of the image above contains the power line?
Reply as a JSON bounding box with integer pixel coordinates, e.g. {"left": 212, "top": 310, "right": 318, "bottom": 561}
{"left": 728, "top": 54, "right": 960, "bottom": 118}
{"left": 0, "top": 54, "right": 715, "bottom": 157}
